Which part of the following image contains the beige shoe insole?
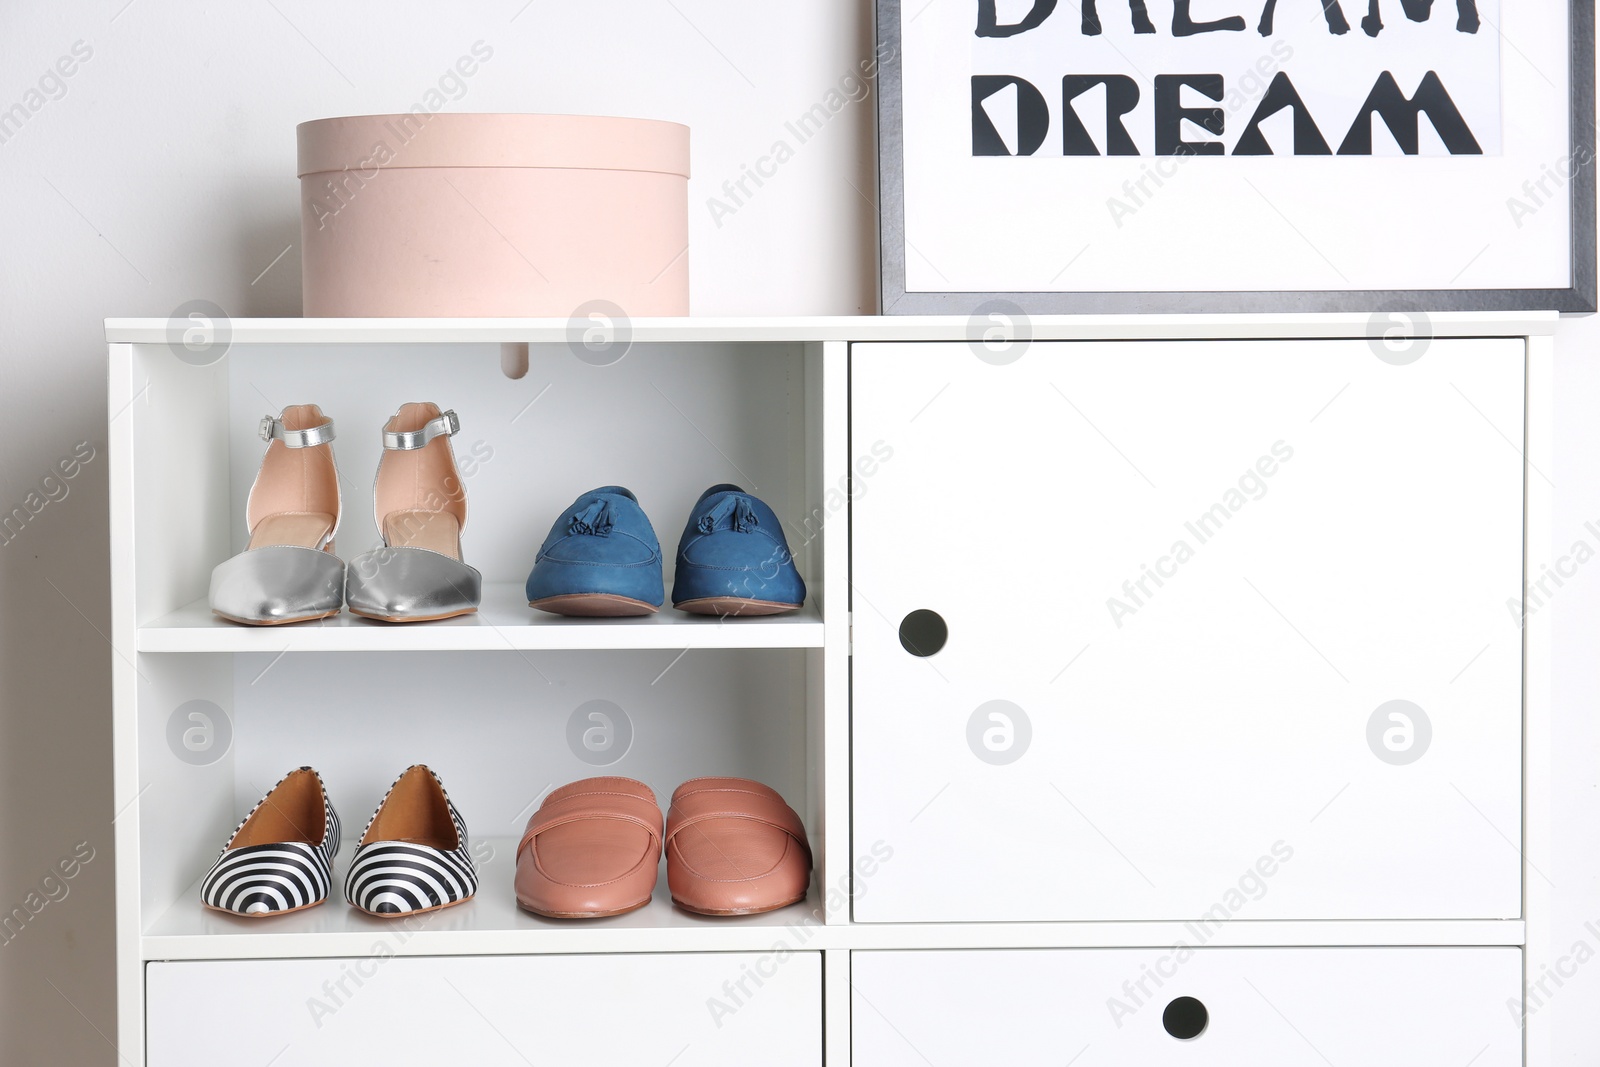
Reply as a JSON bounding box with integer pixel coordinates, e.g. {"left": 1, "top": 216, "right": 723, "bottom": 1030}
{"left": 246, "top": 512, "right": 335, "bottom": 551}
{"left": 383, "top": 510, "right": 463, "bottom": 560}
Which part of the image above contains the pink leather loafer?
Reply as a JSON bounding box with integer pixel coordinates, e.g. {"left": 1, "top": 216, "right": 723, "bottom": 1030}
{"left": 665, "top": 777, "right": 812, "bottom": 916}
{"left": 515, "top": 777, "right": 663, "bottom": 918}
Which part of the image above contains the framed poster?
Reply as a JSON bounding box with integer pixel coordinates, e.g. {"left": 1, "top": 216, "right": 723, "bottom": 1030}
{"left": 878, "top": 0, "right": 1595, "bottom": 312}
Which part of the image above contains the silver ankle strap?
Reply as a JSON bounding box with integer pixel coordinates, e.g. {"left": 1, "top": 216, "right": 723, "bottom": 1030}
{"left": 259, "top": 414, "right": 336, "bottom": 448}
{"left": 383, "top": 410, "right": 459, "bottom": 450}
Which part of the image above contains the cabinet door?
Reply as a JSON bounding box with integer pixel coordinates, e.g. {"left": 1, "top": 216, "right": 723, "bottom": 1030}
{"left": 852, "top": 947, "right": 1521, "bottom": 1066}
{"left": 850, "top": 339, "right": 1524, "bottom": 922}
{"left": 147, "top": 952, "right": 821, "bottom": 1066}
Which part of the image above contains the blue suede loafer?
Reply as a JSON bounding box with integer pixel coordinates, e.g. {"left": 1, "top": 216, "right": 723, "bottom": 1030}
{"left": 526, "top": 487, "right": 664, "bottom": 616}
{"left": 672, "top": 485, "right": 805, "bottom": 616}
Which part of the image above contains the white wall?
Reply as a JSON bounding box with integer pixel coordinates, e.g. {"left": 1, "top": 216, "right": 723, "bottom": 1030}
{"left": 0, "top": 2, "right": 871, "bottom": 1062}
{"left": 2, "top": 1, "right": 1599, "bottom": 1064}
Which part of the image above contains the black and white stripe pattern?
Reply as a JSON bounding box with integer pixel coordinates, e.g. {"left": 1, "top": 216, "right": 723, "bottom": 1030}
{"left": 201, "top": 767, "right": 340, "bottom": 917}
{"left": 344, "top": 766, "right": 477, "bottom": 916}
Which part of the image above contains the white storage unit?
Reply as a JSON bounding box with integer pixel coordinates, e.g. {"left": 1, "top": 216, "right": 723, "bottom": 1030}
{"left": 108, "top": 315, "right": 1553, "bottom": 1065}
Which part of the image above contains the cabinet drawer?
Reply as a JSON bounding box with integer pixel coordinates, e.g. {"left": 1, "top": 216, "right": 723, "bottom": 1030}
{"left": 851, "top": 339, "right": 1524, "bottom": 922}
{"left": 852, "top": 947, "right": 1521, "bottom": 1066}
{"left": 147, "top": 951, "right": 821, "bottom": 1066}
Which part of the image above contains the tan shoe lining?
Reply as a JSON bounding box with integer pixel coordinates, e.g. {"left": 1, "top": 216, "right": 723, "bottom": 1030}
{"left": 362, "top": 767, "right": 458, "bottom": 850}
{"left": 232, "top": 770, "right": 325, "bottom": 848}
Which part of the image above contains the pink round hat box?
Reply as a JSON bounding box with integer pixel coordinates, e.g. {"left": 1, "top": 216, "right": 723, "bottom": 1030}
{"left": 297, "top": 113, "right": 689, "bottom": 316}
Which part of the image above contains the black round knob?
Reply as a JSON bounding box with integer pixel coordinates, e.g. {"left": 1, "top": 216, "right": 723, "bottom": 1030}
{"left": 1163, "top": 996, "right": 1208, "bottom": 1040}
{"left": 898, "top": 609, "right": 948, "bottom": 657}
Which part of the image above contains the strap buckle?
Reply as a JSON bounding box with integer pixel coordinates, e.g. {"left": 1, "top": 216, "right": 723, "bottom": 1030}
{"left": 383, "top": 409, "right": 459, "bottom": 450}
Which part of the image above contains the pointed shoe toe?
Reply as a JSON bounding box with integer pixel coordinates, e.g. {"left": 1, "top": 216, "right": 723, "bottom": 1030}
{"left": 210, "top": 546, "right": 345, "bottom": 625}
{"left": 345, "top": 546, "right": 482, "bottom": 623}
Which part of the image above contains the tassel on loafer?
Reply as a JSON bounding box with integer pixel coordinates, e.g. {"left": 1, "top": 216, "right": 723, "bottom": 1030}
{"left": 200, "top": 767, "right": 340, "bottom": 917}
{"left": 346, "top": 403, "right": 483, "bottom": 623}
{"left": 209, "top": 405, "right": 345, "bottom": 625}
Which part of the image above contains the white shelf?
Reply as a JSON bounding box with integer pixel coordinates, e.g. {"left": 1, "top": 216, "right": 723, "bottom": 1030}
{"left": 138, "top": 583, "right": 824, "bottom": 652}
{"left": 144, "top": 837, "right": 825, "bottom": 960}
{"left": 103, "top": 311, "right": 1558, "bottom": 346}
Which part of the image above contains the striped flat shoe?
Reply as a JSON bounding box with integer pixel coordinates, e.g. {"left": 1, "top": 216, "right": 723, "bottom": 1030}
{"left": 200, "top": 767, "right": 340, "bottom": 917}
{"left": 345, "top": 765, "right": 478, "bottom": 917}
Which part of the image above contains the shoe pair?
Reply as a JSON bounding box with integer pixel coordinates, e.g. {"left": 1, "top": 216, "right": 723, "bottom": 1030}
{"left": 209, "top": 403, "right": 482, "bottom": 626}
{"left": 525, "top": 485, "right": 806, "bottom": 617}
{"left": 200, "top": 765, "right": 477, "bottom": 918}
{"left": 514, "top": 776, "right": 812, "bottom": 918}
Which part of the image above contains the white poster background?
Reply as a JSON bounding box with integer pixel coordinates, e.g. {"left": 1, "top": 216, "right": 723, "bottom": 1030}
{"left": 900, "top": 0, "right": 1572, "bottom": 295}
{"left": 973, "top": 1, "right": 1500, "bottom": 156}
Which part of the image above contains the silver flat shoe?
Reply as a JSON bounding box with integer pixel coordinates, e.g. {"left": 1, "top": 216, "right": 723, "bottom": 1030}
{"left": 210, "top": 406, "right": 345, "bottom": 625}
{"left": 345, "top": 403, "right": 482, "bottom": 623}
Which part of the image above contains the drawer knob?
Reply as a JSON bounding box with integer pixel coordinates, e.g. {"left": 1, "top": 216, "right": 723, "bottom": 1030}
{"left": 898, "top": 609, "right": 948, "bottom": 657}
{"left": 1162, "top": 996, "right": 1208, "bottom": 1040}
